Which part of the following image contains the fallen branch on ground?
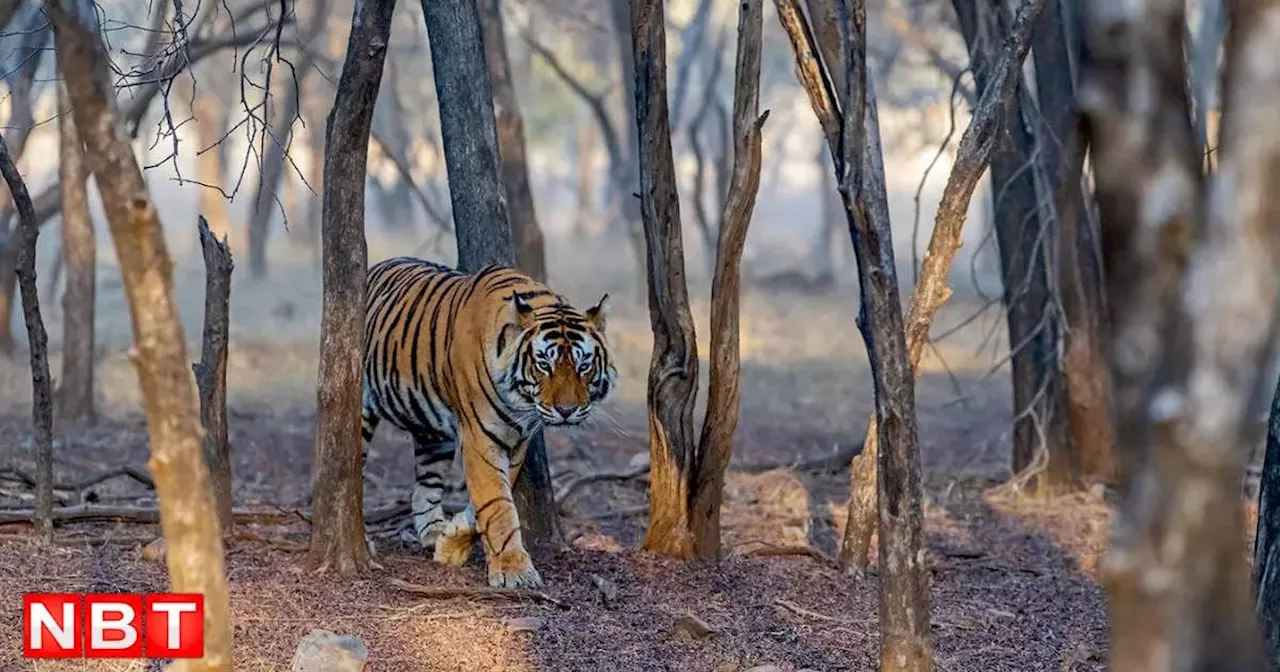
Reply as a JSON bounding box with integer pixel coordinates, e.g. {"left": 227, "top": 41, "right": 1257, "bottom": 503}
{"left": 554, "top": 465, "right": 650, "bottom": 505}
{"left": 0, "top": 466, "right": 155, "bottom": 492}
{"left": 384, "top": 577, "right": 567, "bottom": 608}
{"left": 736, "top": 540, "right": 838, "bottom": 568}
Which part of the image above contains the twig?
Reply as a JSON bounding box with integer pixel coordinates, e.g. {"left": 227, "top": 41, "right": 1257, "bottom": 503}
{"left": 554, "top": 465, "right": 650, "bottom": 504}
{"left": 383, "top": 577, "right": 567, "bottom": 608}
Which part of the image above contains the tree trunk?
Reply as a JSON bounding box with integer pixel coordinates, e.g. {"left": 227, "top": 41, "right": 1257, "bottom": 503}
{"left": 55, "top": 81, "right": 96, "bottom": 424}
{"left": 0, "top": 15, "right": 49, "bottom": 354}
{"left": 185, "top": 68, "right": 233, "bottom": 245}
{"left": 1257, "top": 374, "right": 1280, "bottom": 670}
{"left": 609, "top": 0, "right": 648, "bottom": 296}
{"left": 632, "top": 0, "right": 699, "bottom": 558}
{"left": 1, "top": 124, "right": 53, "bottom": 541}
{"left": 827, "top": 0, "right": 1047, "bottom": 571}
{"left": 573, "top": 116, "right": 598, "bottom": 236}
{"left": 953, "top": 0, "right": 1072, "bottom": 490}
{"left": 477, "top": 0, "right": 547, "bottom": 283}
{"left": 419, "top": 0, "right": 562, "bottom": 550}
{"left": 50, "top": 1, "right": 231, "bottom": 668}
{"left": 688, "top": 0, "right": 767, "bottom": 561}
{"left": 1032, "top": 0, "right": 1114, "bottom": 484}
{"left": 306, "top": 0, "right": 396, "bottom": 576}
{"left": 193, "top": 216, "right": 233, "bottom": 534}
{"left": 1081, "top": 0, "right": 1272, "bottom": 666}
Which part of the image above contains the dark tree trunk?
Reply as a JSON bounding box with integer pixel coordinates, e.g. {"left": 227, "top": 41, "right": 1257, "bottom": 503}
{"left": 953, "top": 0, "right": 1071, "bottom": 490}
{"left": 420, "top": 0, "right": 562, "bottom": 550}
{"left": 1257, "top": 374, "right": 1280, "bottom": 671}
{"left": 632, "top": 0, "right": 699, "bottom": 558}
{"left": 193, "top": 216, "right": 234, "bottom": 534}
{"left": 51, "top": 1, "right": 231, "bottom": 666}
{"left": 1, "top": 124, "right": 53, "bottom": 541}
{"left": 55, "top": 81, "right": 95, "bottom": 424}
{"left": 609, "top": 0, "right": 648, "bottom": 294}
{"left": 306, "top": 0, "right": 396, "bottom": 575}
{"left": 477, "top": 0, "right": 547, "bottom": 283}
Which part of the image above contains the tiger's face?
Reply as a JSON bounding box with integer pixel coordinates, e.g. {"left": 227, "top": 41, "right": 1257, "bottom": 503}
{"left": 498, "top": 292, "right": 617, "bottom": 426}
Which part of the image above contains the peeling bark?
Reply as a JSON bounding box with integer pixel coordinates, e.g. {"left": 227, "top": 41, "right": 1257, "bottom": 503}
{"left": 306, "top": 0, "right": 396, "bottom": 576}
{"left": 51, "top": 0, "right": 231, "bottom": 667}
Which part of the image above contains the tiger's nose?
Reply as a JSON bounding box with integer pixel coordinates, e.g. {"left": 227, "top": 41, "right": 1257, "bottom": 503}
{"left": 554, "top": 405, "right": 576, "bottom": 419}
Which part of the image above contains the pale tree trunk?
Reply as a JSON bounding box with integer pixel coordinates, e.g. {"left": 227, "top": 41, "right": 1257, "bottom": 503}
{"left": 306, "top": 0, "right": 396, "bottom": 575}
{"left": 193, "top": 216, "right": 233, "bottom": 534}
{"left": 0, "top": 15, "right": 49, "bottom": 354}
{"left": 1, "top": 126, "right": 54, "bottom": 541}
{"left": 420, "top": 0, "right": 562, "bottom": 549}
{"left": 687, "top": 0, "right": 767, "bottom": 560}
{"left": 50, "top": 1, "right": 230, "bottom": 668}
{"left": 55, "top": 81, "right": 96, "bottom": 424}
{"left": 1032, "top": 0, "right": 1114, "bottom": 484}
{"left": 1081, "top": 0, "right": 1274, "bottom": 667}
{"left": 178, "top": 63, "right": 234, "bottom": 245}
{"left": 633, "top": 0, "right": 699, "bottom": 558}
{"left": 477, "top": 0, "right": 547, "bottom": 283}
{"left": 247, "top": 0, "right": 330, "bottom": 280}
{"left": 953, "top": 0, "right": 1072, "bottom": 488}
{"left": 573, "top": 115, "right": 599, "bottom": 236}
{"left": 831, "top": 0, "right": 1048, "bottom": 570}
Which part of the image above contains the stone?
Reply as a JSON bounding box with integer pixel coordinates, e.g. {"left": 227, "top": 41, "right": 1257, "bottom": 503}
{"left": 140, "top": 538, "right": 165, "bottom": 562}
{"left": 290, "top": 629, "right": 370, "bottom": 672}
{"left": 674, "top": 613, "right": 716, "bottom": 639}
{"left": 505, "top": 616, "right": 545, "bottom": 633}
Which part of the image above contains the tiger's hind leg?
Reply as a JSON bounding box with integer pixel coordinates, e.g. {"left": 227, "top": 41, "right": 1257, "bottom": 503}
{"left": 411, "top": 435, "right": 456, "bottom": 553}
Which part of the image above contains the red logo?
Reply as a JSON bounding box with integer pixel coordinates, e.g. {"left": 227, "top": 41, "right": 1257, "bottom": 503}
{"left": 23, "top": 593, "right": 204, "bottom": 659}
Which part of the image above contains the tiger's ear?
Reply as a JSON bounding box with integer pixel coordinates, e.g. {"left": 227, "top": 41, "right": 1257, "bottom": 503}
{"left": 585, "top": 293, "right": 609, "bottom": 332}
{"left": 509, "top": 292, "right": 537, "bottom": 330}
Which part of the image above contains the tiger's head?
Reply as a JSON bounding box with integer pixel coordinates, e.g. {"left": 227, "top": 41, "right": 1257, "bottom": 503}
{"left": 496, "top": 291, "right": 617, "bottom": 426}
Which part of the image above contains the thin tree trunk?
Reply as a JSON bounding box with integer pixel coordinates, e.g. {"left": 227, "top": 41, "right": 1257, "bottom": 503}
{"left": 420, "top": 0, "right": 562, "bottom": 549}
{"left": 478, "top": 0, "right": 547, "bottom": 283}
{"left": 1032, "top": 0, "right": 1114, "bottom": 484}
{"left": 687, "top": 0, "right": 767, "bottom": 560}
{"left": 1, "top": 127, "right": 53, "bottom": 541}
{"left": 609, "top": 0, "right": 648, "bottom": 296}
{"left": 193, "top": 216, "right": 233, "bottom": 534}
{"left": 633, "top": 0, "right": 699, "bottom": 558}
{"left": 1082, "top": 0, "right": 1273, "bottom": 666}
{"left": 187, "top": 70, "right": 233, "bottom": 244}
{"left": 306, "top": 0, "right": 396, "bottom": 576}
{"left": 50, "top": 1, "right": 231, "bottom": 668}
{"left": 1256, "top": 374, "right": 1280, "bottom": 671}
{"left": 574, "top": 116, "right": 598, "bottom": 236}
{"left": 55, "top": 81, "right": 96, "bottom": 424}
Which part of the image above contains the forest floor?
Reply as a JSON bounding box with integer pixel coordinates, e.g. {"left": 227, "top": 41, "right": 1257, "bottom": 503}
{"left": 0, "top": 243, "right": 1253, "bottom": 671}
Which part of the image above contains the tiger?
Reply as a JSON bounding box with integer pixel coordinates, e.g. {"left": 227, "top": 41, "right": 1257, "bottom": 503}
{"left": 360, "top": 256, "right": 616, "bottom": 588}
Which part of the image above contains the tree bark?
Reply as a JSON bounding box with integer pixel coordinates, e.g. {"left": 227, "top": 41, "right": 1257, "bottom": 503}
{"left": 1081, "top": 0, "right": 1274, "bottom": 667}
{"left": 688, "top": 0, "right": 767, "bottom": 561}
{"left": 1257, "top": 374, "right": 1280, "bottom": 670}
{"left": 1, "top": 124, "right": 53, "bottom": 541}
{"left": 1032, "top": 0, "right": 1114, "bottom": 484}
{"left": 609, "top": 0, "right": 649, "bottom": 296}
{"left": 835, "top": 0, "right": 1048, "bottom": 570}
{"left": 952, "top": 0, "right": 1071, "bottom": 489}
{"left": 55, "top": 81, "right": 95, "bottom": 424}
{"left": 632, "top": 0, "right": 699, "bottom": 558}
{"left": 193, "top": 216, "right": 233, "bottom": 534}
{"left": 573, "top": 115, "right": 598, "bottom": 236}
{"left": 306, "top": 0, "right": 396, "bottom": 575}
{"left": 420, "top": 0, "right": 563, "bottom": 551}
{"left": 477, "top": 0, "right": 547, "bottom": 283}
{"left": 50, "top": 1, "right": 231, "bottom": 668}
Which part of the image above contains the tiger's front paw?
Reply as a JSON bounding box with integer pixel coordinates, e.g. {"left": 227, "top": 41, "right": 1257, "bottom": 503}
{"left": 432, "top": 523, "right": 476, "bottom": 567}
{"left": 487, "top": 550, "right": 543, "bottom": 589}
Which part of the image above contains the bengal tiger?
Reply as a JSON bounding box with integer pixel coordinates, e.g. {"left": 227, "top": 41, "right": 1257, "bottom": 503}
{"left": 360, "top": 257, "right": 616, "bottom": 588}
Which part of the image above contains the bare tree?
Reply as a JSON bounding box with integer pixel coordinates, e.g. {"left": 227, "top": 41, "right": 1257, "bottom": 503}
{"left": 50, "top": 0, "right": 231, "bottom": 668}
{"left": 1081, "top": 0, "right": 1274, "bottom": 666}
{"left": 419, "top": 0, "right": 563, "bottom": 547}
{"left": 307, "top": 0, "right": 396, "bottom": 575}
{"left": 951, "top": 0, "right": 1072, "bottom": 488}
{"left": 478, "top": 0, "right": 547, "bottom": 283}
{"left": 55, "top": 81, "right": 96, "bottom": 424}
{"left": 194, "top": 216, "right": 234, "bottom": 534}
{"left": 1, "top": 129, "right": 53, "bottom": 541}
{"left": 836, "top": 0, "right": 1048, "bottom": 570}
